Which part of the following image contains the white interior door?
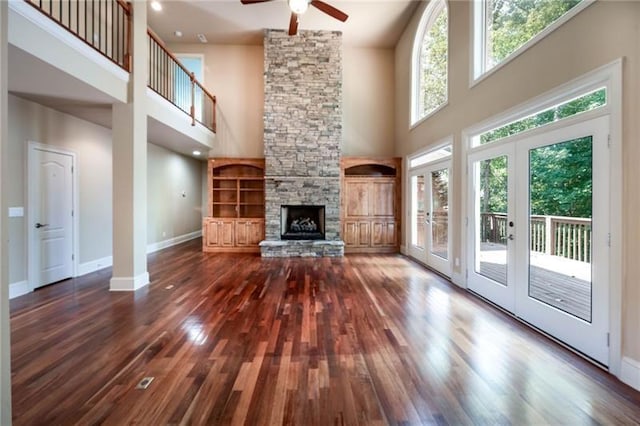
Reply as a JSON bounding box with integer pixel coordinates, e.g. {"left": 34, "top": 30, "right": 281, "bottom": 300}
{"left": 409, "top": 161, "right": 452, "bottom": 277}
{"left": 467, "top": 116, "right": 609, "bottom": 365}
{"left": 29, "top": 146, "right": 74, "bottom": 289}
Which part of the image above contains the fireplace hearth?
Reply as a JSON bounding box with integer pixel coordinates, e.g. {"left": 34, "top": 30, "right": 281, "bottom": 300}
{"left": 281, "top": 205, "right": 325, "bottom": 240}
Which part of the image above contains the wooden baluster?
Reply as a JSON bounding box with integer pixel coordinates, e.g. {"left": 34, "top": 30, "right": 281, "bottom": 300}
{"left": 190, "top": 72, "right": 196, "bottom": 126}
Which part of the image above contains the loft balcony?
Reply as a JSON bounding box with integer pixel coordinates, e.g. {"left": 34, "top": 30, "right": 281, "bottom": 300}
{"left": 7, "top": 0, "right": 216, "bottom": 156}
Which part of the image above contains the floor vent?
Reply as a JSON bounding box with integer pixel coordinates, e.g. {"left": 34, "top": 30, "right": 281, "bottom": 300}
{"left": 136, "top": 377, "right": 154, "bottom": 389}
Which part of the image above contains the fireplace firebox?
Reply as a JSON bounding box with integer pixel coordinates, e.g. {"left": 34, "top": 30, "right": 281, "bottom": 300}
{"left": 281, "top": 205, "right": 325, "bottom": 240}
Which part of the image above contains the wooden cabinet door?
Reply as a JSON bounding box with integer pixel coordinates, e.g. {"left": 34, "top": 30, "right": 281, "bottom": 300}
{"left": 235, "top": 220, "right": 264, "bottom": 246}
{"left": 384, "top": 221, "right": 397, "bottom": 246}
{"left": 372, "top": 221, "right": 397, "bottom": 247}
{"left": 204, "top": 219, "right": 220, "bottom": 247}
{"left": 371, "top": 180, "right": 395, "bottom": 217}
{"left": 235, "top": 221, "right": 249, "bottom": 246}
{"left": 344, "top": 221, "right": 358, "bottom": 246}
{"left": 247, "top": 221, "right": 264, "bottom": 245}
{"left": 344, "top": 220, "right": 370, "bottom": 247}
{"left": 345, "top": 180, "right": 370, "bottom": 217}
{"left": 220, "top": 220, "right": 235, "bottom": 246}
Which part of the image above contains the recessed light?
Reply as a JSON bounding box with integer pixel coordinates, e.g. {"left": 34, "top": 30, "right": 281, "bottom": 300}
{"left": 174, "top": 30, "right": 183, "bottom": 37}
{"left": 151, "top": 1, "right": 162, "bottom": 12}
{"left": 193, "top": 150, "right": 201, "bottom": 156}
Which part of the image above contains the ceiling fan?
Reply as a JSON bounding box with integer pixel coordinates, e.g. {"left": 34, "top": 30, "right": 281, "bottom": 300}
{"left": 240, "top": 0, "right": 349, "bottom": 36}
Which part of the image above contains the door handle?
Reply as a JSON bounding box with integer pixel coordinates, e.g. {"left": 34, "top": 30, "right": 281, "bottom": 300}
{"left": 508, "top": 234, "right": 514, "bottom": 241}
{"left": 35, "top": 223, "right": 49, "bottom": 229}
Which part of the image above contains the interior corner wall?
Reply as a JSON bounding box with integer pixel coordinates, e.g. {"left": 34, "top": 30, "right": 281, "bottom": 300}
{"left": 7, "top": 95, "right": 204, "bottom": 286}
{"left": 168, "top": 42, "right": 396, "bottom": 159}
{"left": 394, "top": 1, "right": 640, "bottom": 369}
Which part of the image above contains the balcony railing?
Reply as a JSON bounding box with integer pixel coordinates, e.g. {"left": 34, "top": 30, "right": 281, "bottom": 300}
{"left": 23, "top": 1, "right": 217, "bottom": 133}
{"left": 481, "top": 213, "right": 592, "bottom": 263}
{"left": 148, "top": 31, "right": 217, "bottom": 133}
{"left": 25, "top": 0, "right": 131, "bottom": 71}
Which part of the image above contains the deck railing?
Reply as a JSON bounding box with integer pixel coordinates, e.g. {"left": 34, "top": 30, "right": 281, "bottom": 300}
{"left": 25, "top": 0, "right": 131, "bottom": 71}
{"left": 481, "top": 213, "right": 592, "bottom": 263}
{"left": 148, "top": 31, "right": 217, "bottom": 133}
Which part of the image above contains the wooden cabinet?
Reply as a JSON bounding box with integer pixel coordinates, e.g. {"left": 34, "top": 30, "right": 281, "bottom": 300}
{"left": 344, "top": 220, "right": 371, "bottom": 247}
{"left": 235, "top": 220, "right": 264, "bottom": 247}
{"left": 203, "top": 159, "right": 265, "bottom": 253}
{"left": 204, "top": 219, "right": 235, "bottom": 248}
{"left": 341, "top": 158, "right": 401, "bottom": 253}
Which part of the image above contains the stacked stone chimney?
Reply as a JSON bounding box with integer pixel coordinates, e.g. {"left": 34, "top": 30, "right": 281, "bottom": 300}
{"left": 260, "top": 29, "right": 344, "bottom": 257}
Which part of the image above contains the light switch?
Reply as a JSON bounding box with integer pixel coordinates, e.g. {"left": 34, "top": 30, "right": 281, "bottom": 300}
{"left": 8, "top": 207, "right": 24, "bottom": 218}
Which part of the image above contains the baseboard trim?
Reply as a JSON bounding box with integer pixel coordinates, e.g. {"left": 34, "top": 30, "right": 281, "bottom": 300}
{"left": 76, "top": 231, "right": 202, "bottom": 277}
{"left": 110, "top": 272, "right": 150, "bottom": 292}
{"left": 147, "top": 230, "right": 202, "bottom": 254}
{"left": 9, "top": 280, "right": 30, "bottom": 299}
{"left": 620, "top": 356, "right": 640, "bottom": 391}
{"left": 78, "top": 255, "right": 113, "bottom": 276}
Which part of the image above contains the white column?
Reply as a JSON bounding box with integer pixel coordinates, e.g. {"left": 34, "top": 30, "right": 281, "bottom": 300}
{"left": 110, "top": 1, "right": 149, "bottom": 291}
{"left": 0, "top": 1, "right": 11, "bottom": 422}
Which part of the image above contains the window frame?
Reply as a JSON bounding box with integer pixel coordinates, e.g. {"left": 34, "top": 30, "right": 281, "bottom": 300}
{"left": 471, "top": 0, "right": 595, "bottom": 86}
{"left": 410, "top": 0, "right": 449, "bottom": 127}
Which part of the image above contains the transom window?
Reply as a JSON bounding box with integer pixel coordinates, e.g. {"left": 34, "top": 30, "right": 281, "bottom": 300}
{"left": 473, "top": 0, "right": 589, "bottom": 80}
{"left": 411, "top": 0, "right": 448, "bottom": 125}
{"left": 473, "top": 87, "right": 606, "bottom": 146}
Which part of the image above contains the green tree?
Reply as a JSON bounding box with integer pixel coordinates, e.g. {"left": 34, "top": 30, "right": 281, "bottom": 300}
{"left": 529, "top": 137, "right": 592, "bottom": 217}
{"left": 419, "top": 5, "right": 448, "bottom": 117}
{"left": 489, "top": 0, "right": 582, "bottom": 66}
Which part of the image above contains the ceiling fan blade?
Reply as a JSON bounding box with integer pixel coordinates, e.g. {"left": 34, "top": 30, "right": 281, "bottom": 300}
{"left": 310, "top": 0, "right": 348, "bottom": 22}
{"left": 289, "top": 12, "right": 299, "bottom": 36}
{"left": 240, "top": 0, "right": 275, "bottom": 4}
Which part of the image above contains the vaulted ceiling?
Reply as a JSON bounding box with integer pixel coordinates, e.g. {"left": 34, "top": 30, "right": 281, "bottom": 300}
{"left": 147, "top": 0, "right": 420, "bottom": 48}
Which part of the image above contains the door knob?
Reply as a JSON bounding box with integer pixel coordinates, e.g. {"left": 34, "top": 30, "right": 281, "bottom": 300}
{"left": 35, "top": 223, "right": 49, "bottom": 229}
{"left": 508, "top": 234, "right": 514, "bottom": 240}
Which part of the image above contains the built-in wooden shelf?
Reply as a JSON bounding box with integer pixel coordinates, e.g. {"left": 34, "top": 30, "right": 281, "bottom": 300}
{"left": 204, "top": 158, "right": 265, "bottom": 253}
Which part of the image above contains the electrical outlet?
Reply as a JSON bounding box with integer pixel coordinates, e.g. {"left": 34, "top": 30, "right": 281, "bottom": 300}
{"left": 162, "top": 231, "right": 166, "bottom": 238}
{"left": 455, "top": 257, "right": 460, "bottom": 267}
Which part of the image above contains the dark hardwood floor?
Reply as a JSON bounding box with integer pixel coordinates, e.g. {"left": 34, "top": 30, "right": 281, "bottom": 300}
{"left": 10, "top": 239, "right": 640, "bottom": 425}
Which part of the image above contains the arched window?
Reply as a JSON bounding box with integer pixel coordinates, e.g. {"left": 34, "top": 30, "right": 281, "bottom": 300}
{"left": 411, "top": 0, "right": 448, "bottom": 125}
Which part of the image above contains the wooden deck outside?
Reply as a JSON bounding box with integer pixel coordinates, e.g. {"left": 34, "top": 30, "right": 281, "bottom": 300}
{"left": 478, "top": 242, "right": 591, "bottom": 321}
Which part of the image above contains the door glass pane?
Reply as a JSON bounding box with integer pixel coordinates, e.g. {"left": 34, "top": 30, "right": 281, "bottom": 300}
{"left": 411, "top": 175, "right": 425, "bottom": 249}
{"left": 430, "top": 168, "right": 448, "bottom": 259}
{"left": 476, "top": 156, "right": 508, "bottom": 285}
{"left": 528, "top": 137, "right": 592, "bottom": 322}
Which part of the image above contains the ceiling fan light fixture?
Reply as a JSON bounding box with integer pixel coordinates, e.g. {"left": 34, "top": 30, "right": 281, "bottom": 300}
{"left": 288, "top": 0, "right": 309, "bottom": 15}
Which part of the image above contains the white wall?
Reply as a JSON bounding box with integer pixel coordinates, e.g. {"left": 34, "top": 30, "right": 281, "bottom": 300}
{"left": 7, "top": 94, "right": 203, "bottom": 286}
{"left": 147, "top": 143, "right": 204, "bottom": 245}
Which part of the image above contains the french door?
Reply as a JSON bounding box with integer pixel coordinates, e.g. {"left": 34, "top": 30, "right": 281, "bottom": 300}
{"left": 468, "top": 116, "right": 610, "bottom": 365}
{"left": 409, "top": 160, "right": 451, "bottom": 276}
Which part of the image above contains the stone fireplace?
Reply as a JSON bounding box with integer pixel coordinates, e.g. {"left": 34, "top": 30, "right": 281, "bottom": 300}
{"left": 259, "top": 29, "right": 344, "bottom": 257}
